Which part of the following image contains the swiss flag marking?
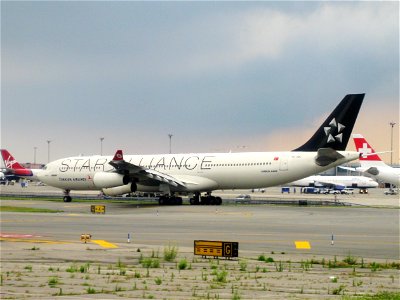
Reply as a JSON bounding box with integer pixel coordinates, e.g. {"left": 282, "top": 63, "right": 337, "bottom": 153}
{"left": 353, "top": 137, "right": 381, "bottom": 161}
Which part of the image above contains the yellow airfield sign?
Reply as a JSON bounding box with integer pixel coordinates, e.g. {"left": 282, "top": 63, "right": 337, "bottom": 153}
{"left": 194, "top": 240, "right": 238, "bottom": 258}
{"left": 91, "top": 205, "right": 105, "bottom": 214}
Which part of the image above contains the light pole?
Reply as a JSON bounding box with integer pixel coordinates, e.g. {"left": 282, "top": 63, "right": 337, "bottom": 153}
{"left": 168, "top": 134, "right": 173, "bottom": 154}
{"left": 33, "top": 147, "right": 37, "bottom": 164}
{"left": 100, "top": 137, "right": 104, "bottom": 155}
{"left": 389, "top": 122, "right": 396, "bottom": 167}
{"left": 46, "top": 140, "right": 51, "bottom": 163}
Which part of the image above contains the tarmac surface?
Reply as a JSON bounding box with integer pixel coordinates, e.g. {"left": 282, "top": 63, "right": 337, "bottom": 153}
{"left": 0, "top": 184, "right": 399, "bottom": 299}
{"left": 1, "top": 184, "right": 399, "bottom": 259}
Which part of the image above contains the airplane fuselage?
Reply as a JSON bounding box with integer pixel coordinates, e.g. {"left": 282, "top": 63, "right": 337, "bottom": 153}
{"left": 357, "top": 166, "right": 400, "bottom": 187}
{"left": 37, "top": 151, "right": 360, "bottom": 193}
{"left": 288, "top": 175, "right": 378, "bottom": 189}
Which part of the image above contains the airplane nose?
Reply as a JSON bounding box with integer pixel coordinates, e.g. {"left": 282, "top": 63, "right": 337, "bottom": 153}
{"left": 370, "top": 180, "right": 379, "bottom": 187}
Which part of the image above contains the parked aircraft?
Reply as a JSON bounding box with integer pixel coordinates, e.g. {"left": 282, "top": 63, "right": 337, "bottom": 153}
{"left": 344, "top": 134, "right": 400, "bottom": 187}
{"left": 0, "top": 150, "right": 43, "bottom": 181}
{"left": 287, "top": 175, "right": 378, "bottom": 190}
{"left": 2, "top": 94, "right": 365, "bottom": 204}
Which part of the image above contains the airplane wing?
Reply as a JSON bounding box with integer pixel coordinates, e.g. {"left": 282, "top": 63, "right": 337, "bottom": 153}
{"left": 109, "top": 150, "right": 187, "bottom": 188}
{"left": 313, "top": 179, "right": 345, "bottom": 189}
{"left": 339, "top": 166, "right": 369, "bottom": 173}
{"left": 339, "top": 166, "right": 357, "bottom": 172}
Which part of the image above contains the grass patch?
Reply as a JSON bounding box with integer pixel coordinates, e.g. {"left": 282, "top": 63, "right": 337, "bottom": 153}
{"left": 48, "top": 277, "right": 59, "bottom": 287}
{"left": 213, "top": 270, "right": 228, "bottom": 283}
{"left": 163, "top": 244, "right": 178, "bottom": 262}
{"left": 0, "top": 206, "right": 62, "bottom": 213}
{"left": 141, "top": 258, "right": 160, "bottom": 268}
{"left": 343, "top": 292, "right": 400, "bottom": 300}
{"left": 178, "top": 259, "right": 188, "bottom": 270}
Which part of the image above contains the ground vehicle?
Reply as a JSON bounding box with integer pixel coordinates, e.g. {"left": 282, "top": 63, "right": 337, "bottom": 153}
{"left": 384, "top": 189, "right": 398, "bottom": 195}
{"left": 235, "top": 194, "right": 251, "bottom": 203}
{"left": 340, "top": 188, "right": 354, "bottom": 194}
{"left": 236, "top": 194, "right": 251, "bottom": 200}
{"left": 301, "top": 187, "right": 319, "bottom": 194}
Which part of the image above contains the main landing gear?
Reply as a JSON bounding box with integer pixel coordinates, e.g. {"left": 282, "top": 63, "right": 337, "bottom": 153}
{"left": 157, "top": 192, "right": 222, "bottom": 206}
{"left": 189, "top": 192, "right": 222, "bottom": 205}
{"left": 63, "top": 190, "right": 72, "bottom": 202}
{"left": 158, "top": 195, "right": 183, "bottom": 205}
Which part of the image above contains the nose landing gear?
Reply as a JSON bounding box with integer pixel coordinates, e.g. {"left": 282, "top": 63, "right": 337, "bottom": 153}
{"left": 63, "top": 190, "right": 72, "bottom": 202}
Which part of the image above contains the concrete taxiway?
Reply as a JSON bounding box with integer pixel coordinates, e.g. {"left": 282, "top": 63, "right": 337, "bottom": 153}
{"left": 1, "top": 198, "right": 398, "bottom": 260}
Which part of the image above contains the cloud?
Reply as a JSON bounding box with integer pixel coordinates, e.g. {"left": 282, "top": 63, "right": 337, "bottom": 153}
{"left": 156, "top": 3, "right": 397, "bottom": 78}
{"left": 4, "top": 2, "right": 397, "bottom": 85}
{"left": 1, "top": 2, "right": 398, "bottom": 164}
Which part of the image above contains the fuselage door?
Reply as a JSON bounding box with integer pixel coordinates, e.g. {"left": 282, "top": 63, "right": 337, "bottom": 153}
{"left": 279, "top": 157, "right": 288, "bottom": 171}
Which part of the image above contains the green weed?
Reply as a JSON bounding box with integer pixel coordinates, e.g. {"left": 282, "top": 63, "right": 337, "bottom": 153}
{"left": 163, "top": 244, "right": 178, "bottom": 262}
{"left": 48, "top": 277, "right": 59, "bottom": 287}
{"left": 178, "top": 258, "right": 188, "bottom": 270}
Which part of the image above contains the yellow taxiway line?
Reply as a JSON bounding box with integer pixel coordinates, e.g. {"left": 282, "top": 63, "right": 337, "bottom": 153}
{"left": 0, "top": 237, "right": 68, "bottom": 244}
{"left": 91, "top": 240, "right": 118, "bottom": 248}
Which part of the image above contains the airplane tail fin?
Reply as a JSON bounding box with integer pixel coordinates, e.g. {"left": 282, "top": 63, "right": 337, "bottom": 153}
{"left": 112, "top": 150, "right": 124, "bottom": 161}
{"left": 0, "top": 149, "right": 33, "bottom": 176}
{"left": 293, "top": 94, "right": 364, "bottom": 151}
{"left": 353, "top": 134, "right": 387, "bottom": 167}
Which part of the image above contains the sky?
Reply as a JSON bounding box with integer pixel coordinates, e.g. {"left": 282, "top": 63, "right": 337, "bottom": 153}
{"left": 1, "top": 1, "right": 399, "bottom": 165}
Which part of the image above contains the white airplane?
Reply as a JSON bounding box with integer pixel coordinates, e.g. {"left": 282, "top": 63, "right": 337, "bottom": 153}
{"left": 343, "top": 134, "right": 400, "bottom": 187}
{"left": 2, "top": 94, "right": 365, "bottom": 204}
{"left": 287, "top": 175, "right": 378, "bottom": 190}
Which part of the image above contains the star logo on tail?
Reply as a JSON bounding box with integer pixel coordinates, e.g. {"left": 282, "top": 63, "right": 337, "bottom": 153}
{"left": 324, "top": 118, "right": 345, "bottom": 144}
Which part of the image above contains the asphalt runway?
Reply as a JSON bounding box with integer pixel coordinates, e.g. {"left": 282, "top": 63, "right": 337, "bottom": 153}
{"left": 1, "top": 198, "right": 399, "bottom": 260}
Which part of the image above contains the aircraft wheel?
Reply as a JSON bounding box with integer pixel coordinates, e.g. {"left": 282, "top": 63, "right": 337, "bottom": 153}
{"left": 159, "top": 197, "right": 166, "bottom": 205}
{"left": 215, "top": 197, "right": 222, "bottom": 205}
{"left": 201, "top": 196, "right": 210, "bottom": 205}
{"left": 63, "top": 196, "right": 72, "bottom": 202}
{"left": 210, "top": 197, "right": 217, "bottom": 205}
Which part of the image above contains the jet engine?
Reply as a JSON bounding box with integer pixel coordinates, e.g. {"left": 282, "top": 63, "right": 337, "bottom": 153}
{"left": 102, "top": 182, "right": 137, "bottom": 196}
{"left": 93, "top": 172, "right": 130, "bottom": 189}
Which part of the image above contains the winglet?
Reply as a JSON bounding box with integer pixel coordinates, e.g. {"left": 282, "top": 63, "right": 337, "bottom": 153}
{"left": 112, "top": 150, "right": 124, "bottom": 161}
{"left": 293, "top": 94, "right": 364, "bottom": 151}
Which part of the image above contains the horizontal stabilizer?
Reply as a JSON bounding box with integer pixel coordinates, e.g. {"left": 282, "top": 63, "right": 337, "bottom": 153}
{"left": 366, "top": 167, "right": 379, "bottom": 176}
{"left": 315, "top": 148, "right": 345, "bottom": 166}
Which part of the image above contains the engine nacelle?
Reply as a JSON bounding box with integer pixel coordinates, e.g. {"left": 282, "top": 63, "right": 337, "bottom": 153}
{"left": 93, "top": 172, "right": 130, "bottom": 189}
{"left": 102, "top": 182, "right": 137, "bottom": 196}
